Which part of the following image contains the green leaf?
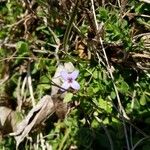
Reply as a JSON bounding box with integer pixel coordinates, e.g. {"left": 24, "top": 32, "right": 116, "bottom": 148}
{"left": 117, "top": 79, "right": 129, "bottom": 94}
{"left": 40, "top": 75, "right": 50, "bottom": 83}
{"left": 93, "top": 70, "right": 98, "bottom": 79}
{"left": 103, "top": 118, "right": 109, "bottom": 124}
{"left": 98, "top": 98, "right": 112, "bottom": 113}
{"left": 87, "top": 87, "right": 94, "bottom": 96}
{"left": 79, "top": 25, "right": 88, "bottom": 35}
{"left": 16, "top": 41, "right": 29, "bottom": 55}
{"left": 91, "top": 119, "right": 99, "bottom": 128}
{"left": 93, "top": 86, "right": 99, "bottom": 93}
{"left": 121, "top": 81, "right": 129, "bottom": 93}
{"left": 98, "top": 7, "right": 109, "bottom": 21}
{"left": 112, "top": 117, "right": 119, "bottom": 124}
{"left": 140, "top": 93, "right": 146, "bottom": 106}
{"left": 110, "top": 91, "right": 116, "bottom": 99}
{"left": 63, "top": 92, "right": 73, "bottom": 103}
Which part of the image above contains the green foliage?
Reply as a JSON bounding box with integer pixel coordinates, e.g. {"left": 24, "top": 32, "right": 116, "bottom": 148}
{"left": 97, "top": 7, "right": 132, "bottom": 49}
{"left": 0, "top": 0, "right": 150, "bottom": 150}
{"left": 63, "top": 92, "right": 73, "bottom": 103}
{"left": 16, "top": 41, "right": 29, "bottom": 55}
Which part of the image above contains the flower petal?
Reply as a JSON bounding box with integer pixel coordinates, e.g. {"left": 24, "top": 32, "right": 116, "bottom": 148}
{"left": 71, "top": 81, "right": 80, "bottom": 90}
{"left": 60, "top": 70, "right": 68, "bottom": 81}
{"left": 70, "top": 70, "right": 79, "bottom": 80}
{"left": 61, "top": 81, "right": 70, "bottom": 91}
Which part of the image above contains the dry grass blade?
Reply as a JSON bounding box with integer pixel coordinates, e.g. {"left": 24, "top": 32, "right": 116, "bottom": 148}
{"left": 139, "top": 0, "right": 150, "bottom": 4}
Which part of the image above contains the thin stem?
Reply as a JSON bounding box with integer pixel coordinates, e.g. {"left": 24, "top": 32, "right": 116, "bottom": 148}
{"left": 27, "top": 62, "right": 35, "bottom": 106}
{"left": 131, "top": 137, "right": 150, "bottom": 150}
{"left": 58, "top": 127, "right": 71, "bottom": 150}
{"left": 63, "top": 0, "right": 79, "bottom": 52}
{"left": 90, "top": 0, "right": 129, "bottom": 120}
{"left": 90, "top": 0, "right": 130, "bottom": 149}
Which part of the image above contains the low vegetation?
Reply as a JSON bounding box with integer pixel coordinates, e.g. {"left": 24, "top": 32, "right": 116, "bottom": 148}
{"left": 0, "top": 0, "right": 150, "bottom": 149}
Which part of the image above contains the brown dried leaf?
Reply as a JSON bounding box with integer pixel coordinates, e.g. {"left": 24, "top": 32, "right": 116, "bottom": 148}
{"left": 64, "top": 62, "right": 75, "bottom": 72}
{"left": 0, "top": 106, "right": 17, "bottom": 135}
{"left": 10, "top": 95, "right": 54, "bottom": 148}
{"left": 51, "top": 64, "right": 64, "bottom": 96}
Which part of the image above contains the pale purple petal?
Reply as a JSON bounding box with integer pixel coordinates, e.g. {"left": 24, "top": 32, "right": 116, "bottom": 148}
{"left": 60, "top": 70, "right": 69, "bottom": 81}
{"left": 70, "top": 81, "right": 80, "bottom": 90}
{"left": 61, "top": 81, "right": 70, "bottom": 91}
{"left": 70, "top": 70, "right": 79, "bottom": 80}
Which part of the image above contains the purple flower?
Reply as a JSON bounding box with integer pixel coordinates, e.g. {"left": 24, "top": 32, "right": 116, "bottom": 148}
{"left": 60, "top": 70, "right": 80, "bottom": 91}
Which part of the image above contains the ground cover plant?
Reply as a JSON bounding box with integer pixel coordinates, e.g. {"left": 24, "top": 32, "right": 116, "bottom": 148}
{"left": 0, "top": 0, "right": 150, "bottom": 149}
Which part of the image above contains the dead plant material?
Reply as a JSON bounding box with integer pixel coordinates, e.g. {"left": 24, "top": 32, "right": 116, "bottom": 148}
{"left": 10, "top": 95, "right": 54, "bottom": 149}
{"left": 105, "top": 44, "right": 150, "bottom": 70}
{"left": 75, "top": 38, "right": 91, "bottom": 60}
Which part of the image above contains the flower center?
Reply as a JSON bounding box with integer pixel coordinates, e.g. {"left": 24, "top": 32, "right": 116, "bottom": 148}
{"left": 67, "top": 77, "right": 73, "bottom": 83}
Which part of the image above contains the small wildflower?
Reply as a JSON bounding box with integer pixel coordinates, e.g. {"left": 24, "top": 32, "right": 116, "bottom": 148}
{"left": 60, "top": 70, "right": 80, "bottom": 91}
